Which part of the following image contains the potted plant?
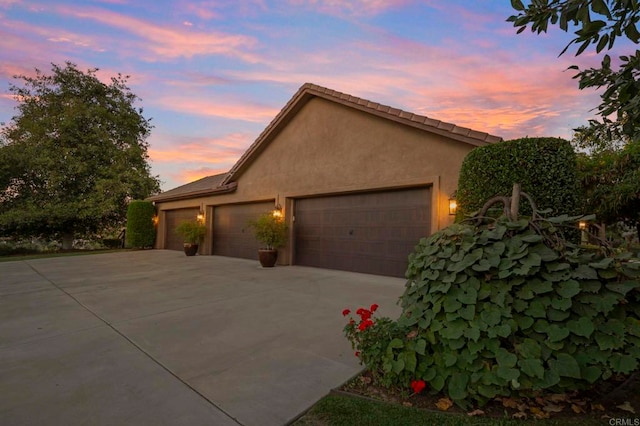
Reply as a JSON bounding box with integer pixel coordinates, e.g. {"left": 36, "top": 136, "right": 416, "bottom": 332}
{"left": 248, "top": 211, "right": 288, "bottom": 267}
{"left": 174, "top": 220, "right": 207, "bottom": 256}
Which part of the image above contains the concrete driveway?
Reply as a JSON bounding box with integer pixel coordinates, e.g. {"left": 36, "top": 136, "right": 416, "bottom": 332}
{"left": 0, "top": 250, "right": 405, "bottom": 425}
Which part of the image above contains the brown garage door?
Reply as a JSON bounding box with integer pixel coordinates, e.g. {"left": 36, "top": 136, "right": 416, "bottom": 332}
{"left": 165, "top": 208, "right": 200, "bottom": 251}
{"left": 294, "top": 188, "right": 431, "bottom": 277}
{"left": 213, "top": 202, "right": 274, "bottom": 259}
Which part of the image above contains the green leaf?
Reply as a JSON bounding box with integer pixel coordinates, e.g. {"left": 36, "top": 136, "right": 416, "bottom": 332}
{"left": 549, "top": 354, "right": 581, "bottom": 379}
{"left": 551, "top": 296, "right": 572, "bottom": 311}
{"left": 547, "top": 324, "right": 570, "bottom": 342}
{"left": 567, "top": 317, "right": 595, "bottom": 337}
{"left": 457, "top": 285, "right": 478, "bottom": 305}
{"left": 448, "top": 373, "right": 469, "bottom": 401}
{"left": 519, "top": 358, "right": 545, "bottom": 379}
{"left": 556, "top": 280, "right": 581, "bottom": 298}
{"left": 609, "top": 353, "right": 638, "bottom": 374}
{"left": 516, "top": 338, "right": 541, "bottom": 359}
{"left": 496, "top": 366, "right": 520, "bottom": 381}
{"left": 496, "top": 348, "right": 517, "bottom": 368}
{"left": 524, "top": 300, "right": 546, "bottom": 318}
{"left": 415, "top": 339, "right": 427, "bottom": 356}
{"left": 459, "top": 304, "right": 476, "bottom": 321}
{"left": 392, "top": 358, "right": 405, "bottom": 374}
{"left": 480, "top": 305, "right": 502, "bottom": 326}
{"left": 606, "top": 281, "right": 639, "bottom": 295}
{"left": 431, "top": 375, "right": 445, "bottom": 391}
{"left": 572, "top": 264, "right": 598, "bottom": 280}
{"left": 464, "top": 326, "right": 481, "bottom": 342}
{"left": 444, "top": 353, "right": 457, "bottom": 367}
{"left": 510, "top": 0, "right": 525, "bottom": 11}
{"left": 595, "top": 331, "right": 623, "bottom": 350}
{"left": 582, "top": 366, "right": 602, "bottom": 383}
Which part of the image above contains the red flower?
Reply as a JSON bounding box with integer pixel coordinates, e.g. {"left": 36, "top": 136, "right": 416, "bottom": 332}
{"left": 358, "top": 318, "right": 374, "bottom": 331}
{"left": 356, "top": 308, "right": 372, "bottom": 321}
{"left": 411, "top": 379, "right": 426, "bottom": 394}
{"left": 342, "top": 309, "right": 351, "bottom": 316}
{"left": 370, "top": 304, "right": 379, "bottom": 313}
{"left": 349, "top": 318, "right": 355, "bottom": 325}
{"left": 355, "top": 351, "right": 360, "bottom": 357}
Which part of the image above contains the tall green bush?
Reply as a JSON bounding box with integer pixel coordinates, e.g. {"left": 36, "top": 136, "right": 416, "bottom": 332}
{"left": 457, "top": 137, "right": 580, "bottom": 218}
{"left": 125, "top": 201, "right": 156, "bottom": 248}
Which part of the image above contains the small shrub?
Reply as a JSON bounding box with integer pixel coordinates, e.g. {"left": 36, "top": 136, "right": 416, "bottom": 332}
{"left": 248, "top": 212, "right": 287, "bottom": 250}
{"left": 174, "top": 220, "right": 206, "bottom": 244}
{"left": 125, "top": 200, "right": 156, "bottom": 248}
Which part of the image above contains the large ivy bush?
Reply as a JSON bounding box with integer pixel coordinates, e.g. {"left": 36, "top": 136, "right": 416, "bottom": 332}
{"left": 345, "top": 214, "right": 640, "bottom": 408}
{"left": 457, "top": 138, "right": 580, "bottom": 218}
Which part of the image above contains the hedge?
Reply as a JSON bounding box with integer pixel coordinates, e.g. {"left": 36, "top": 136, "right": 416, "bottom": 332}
{"left": 125, "top": 200, "right": 156, "bottom": 248}
{"left": 457, "top": 137, "right": 580, "bottom": 219}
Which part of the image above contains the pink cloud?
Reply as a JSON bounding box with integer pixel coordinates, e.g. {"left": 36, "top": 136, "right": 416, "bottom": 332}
{"left": 149, "top": 133, "right": 252, "bottom": 165}
{"left": 54, "top": 5, "right": 259, "bottom": 61}
{"left": 287, "top": 0, "right": 410, "bottom": 17}
{"left": 153, "top": 95, "right": 280, "bottom": 122}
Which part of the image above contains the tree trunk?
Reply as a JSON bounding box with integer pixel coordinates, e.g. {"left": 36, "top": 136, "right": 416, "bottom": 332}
{"left": 61, "top": 231, "right": 74, "bottom": 250}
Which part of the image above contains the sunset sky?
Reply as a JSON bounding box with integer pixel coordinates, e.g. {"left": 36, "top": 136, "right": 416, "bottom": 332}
{"left": 0, "top": 0, "right": 623, "bottom": 191}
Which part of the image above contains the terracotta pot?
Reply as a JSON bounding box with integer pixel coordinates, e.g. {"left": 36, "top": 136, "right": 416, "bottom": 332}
{"left": 183, "top": 243, "right": 199, "bottom": 256}
{"left": 258, "top": 249, "right": 278, "bottom": 267}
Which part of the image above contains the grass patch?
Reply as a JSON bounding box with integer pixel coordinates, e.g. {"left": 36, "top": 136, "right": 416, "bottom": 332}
{"left": 293, "top": 393, "right": 605, "bottom": 426}
{"left": 0, "top": 249, "right": 132, "bottom": 263}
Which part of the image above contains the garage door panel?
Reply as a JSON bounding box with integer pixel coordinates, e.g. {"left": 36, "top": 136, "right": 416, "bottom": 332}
{"left": 294, "top": 188, "right": 431, "bottom": 277}
{"left": 213, "top": 202, "right": 273, "bottom": 259}
{"left": 164, "top": 208, "right": 200, "bottom": 251}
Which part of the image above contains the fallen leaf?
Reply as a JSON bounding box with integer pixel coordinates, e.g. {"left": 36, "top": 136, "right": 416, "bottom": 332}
{"left": 359, "top": 376, "right": 372, "bottom": 385}
{"left": 617, "top": 401, "right": 636, "bottom": 414}
{"left": 435, "top": 398, "right": 453, "bottom": 411}
{"left": 535, "top": 396, "right": 546, "bottom": 405}
{"left": 543, "top": 404, "right": 564, "bottom": 413}
{"left": 467, "top": 409, "right": 485, "bottom": 417}
{"left": 502, "top": 397, "right": 519, "bottom": 409}
{"left": 402, "top": 401, "right": 413, "bottom": 408}
{"left": 530, "top": 407, "right": 550, "bottom": 419}
{"left": 549, "top": 394, "right": 568, "bottom": 402}
{"left": 571, "top": 404, "right": 585, "bottom": 414}
{"left": 512, "top": 411, "right": 527, "bottom": 419}
{"left": 592, "top": 403, "right": 606, "bottom": 411}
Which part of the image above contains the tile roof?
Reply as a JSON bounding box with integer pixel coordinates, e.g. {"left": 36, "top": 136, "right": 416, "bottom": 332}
{"left": 222, "top": 83, "right": 502, "bottom": 185}
{"left": 147, "top": 173, "right": 235, "bottom": 202}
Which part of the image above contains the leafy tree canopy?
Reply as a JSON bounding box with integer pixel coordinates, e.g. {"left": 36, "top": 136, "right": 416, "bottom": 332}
{"left": 509, "top": 0, "right": 640, "bottom": 142}
{"left": 0, "top": 62, "right": 160, "bottom": 248}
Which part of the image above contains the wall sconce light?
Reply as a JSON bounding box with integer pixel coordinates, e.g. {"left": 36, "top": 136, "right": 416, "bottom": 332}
{"left": 196, "top": 210, "right": 205, "bottom": 223}
{"left": 448, "top": 197, "right": 457, "bottom": 216}
{"left": 272, "top": 195, "right": 283, "bottom": 219}
{"left": 152, "top": 215, "right": 159, "bottom": 226}
{"left": 578, "top": 220, "right": 587, "bottom": 230}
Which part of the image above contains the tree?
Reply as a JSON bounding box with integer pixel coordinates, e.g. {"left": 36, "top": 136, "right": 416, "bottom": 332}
{"left": 0, "top": 62, "right": 160, "bottom": 249}
{"left": 576, "top": 142, "right": 640, "bottom": 238}
{"left": 508, "top": 0, "right": 640, "bottom": 141}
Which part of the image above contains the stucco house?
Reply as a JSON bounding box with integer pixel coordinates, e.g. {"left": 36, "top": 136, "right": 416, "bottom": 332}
{"left": 148, "top": 83, "right": 502, "bottom": 277}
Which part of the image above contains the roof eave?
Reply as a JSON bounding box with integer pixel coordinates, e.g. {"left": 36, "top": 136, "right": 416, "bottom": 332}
{"left": 146, "top": 182, "right": 238, "bottom": 203}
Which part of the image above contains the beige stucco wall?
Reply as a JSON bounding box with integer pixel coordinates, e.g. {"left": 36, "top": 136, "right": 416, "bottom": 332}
{"left": 155, "top": 97, "right": 480, "bottom": 260}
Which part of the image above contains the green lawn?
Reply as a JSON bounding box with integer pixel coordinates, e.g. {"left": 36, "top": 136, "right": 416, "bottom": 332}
{"left": 293, "top": 393, "right": 605, "bottom": 426}
{"left": 0, "top": 249, "right": 131, "bottom": 263}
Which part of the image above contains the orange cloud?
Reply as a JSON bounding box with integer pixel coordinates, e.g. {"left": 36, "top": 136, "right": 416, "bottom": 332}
{"left": 54, "top": 5, "right": 259, "bottom": 61}
{"left": 171, "top": 166, "right": 229, "bottom": 185}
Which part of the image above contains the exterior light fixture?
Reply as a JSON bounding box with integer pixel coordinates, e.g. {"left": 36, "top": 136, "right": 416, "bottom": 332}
{"left": 272, "top": 195, "right": 283, "bottom": 219}
{"left": 152, "top": 215, "right": 159, "bottom": 226}
{"left": 448, "top": 194, "right": 457, "bottom": 216}
{"left": 578, "top": 221, "right": 587, "bottom": 230}
{"left": 196, "top": 210, "right": 205, "bottom": 223}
